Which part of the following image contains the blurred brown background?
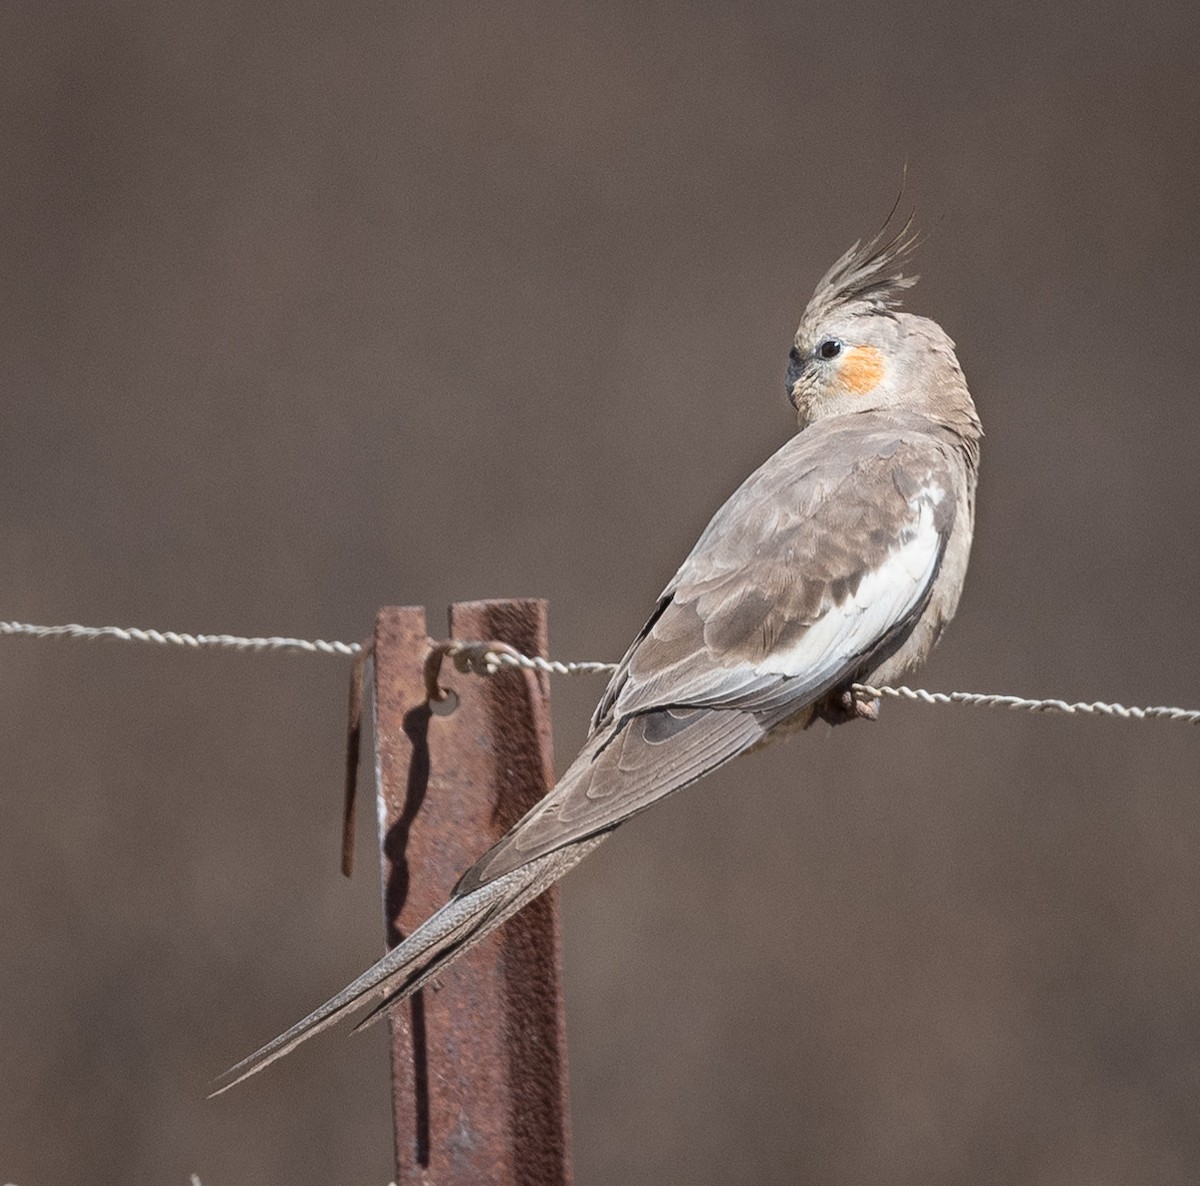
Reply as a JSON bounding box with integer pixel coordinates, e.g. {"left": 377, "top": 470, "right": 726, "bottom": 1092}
{"left": 2, "top": 2, "right": 1199, "bottom": 1183}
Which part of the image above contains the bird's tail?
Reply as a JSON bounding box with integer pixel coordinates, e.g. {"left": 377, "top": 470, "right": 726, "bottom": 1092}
{"left": 209, "top": 837, "right": 603, "bottom": 1096}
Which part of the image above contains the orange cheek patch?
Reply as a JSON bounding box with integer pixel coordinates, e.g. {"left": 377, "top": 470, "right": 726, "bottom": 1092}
{"left": 839, "top": 345, "right": 885, "bottom": 395}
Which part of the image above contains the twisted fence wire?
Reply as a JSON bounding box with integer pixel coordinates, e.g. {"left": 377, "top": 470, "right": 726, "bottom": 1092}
{"left": 4, "top": 618, "right": 1197, "bottom": 726}
{"left": 452, "top": 641, "right": 1200, "bottom": 725}
{"left": 0, "top": 619, "right": 363, "bottom": 657}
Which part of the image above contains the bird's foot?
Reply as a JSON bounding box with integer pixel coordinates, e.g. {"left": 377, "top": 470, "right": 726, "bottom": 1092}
{"left": 814, "top": 687, "right": 880, "bottom": 727}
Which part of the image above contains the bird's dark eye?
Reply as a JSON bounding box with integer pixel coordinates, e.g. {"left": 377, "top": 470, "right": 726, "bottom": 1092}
{"left": 818, "top": 338, "right": 843, "bottom": 360}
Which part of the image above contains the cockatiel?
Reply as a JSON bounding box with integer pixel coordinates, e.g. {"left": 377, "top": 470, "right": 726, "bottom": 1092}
{"left": 214, "top": 225, "right": 981, "bottom": 1094}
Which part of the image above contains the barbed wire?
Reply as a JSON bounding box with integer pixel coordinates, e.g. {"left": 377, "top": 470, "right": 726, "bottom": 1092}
{"left": 4, "top": 619, "right": 1198, "bottom": 726}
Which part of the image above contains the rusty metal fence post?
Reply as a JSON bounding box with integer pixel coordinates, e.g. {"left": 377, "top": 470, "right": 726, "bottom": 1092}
{"left": 370, "top": 601, "right": 572, "bottom": 1186}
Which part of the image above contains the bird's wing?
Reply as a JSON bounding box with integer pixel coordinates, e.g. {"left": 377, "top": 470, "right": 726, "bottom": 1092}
{"left": 459, "top": 414, "right": 960, "bottom": 889}
{"left": 456, "top": 703, "right": 771, "bottom": 892}
{"left": 213, "top": 416, "right": 966, "bottom": 1092}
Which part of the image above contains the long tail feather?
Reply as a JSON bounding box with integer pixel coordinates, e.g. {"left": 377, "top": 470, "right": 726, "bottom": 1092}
{"left": 209, "top": 837, "right": 604, "bottom": 1096}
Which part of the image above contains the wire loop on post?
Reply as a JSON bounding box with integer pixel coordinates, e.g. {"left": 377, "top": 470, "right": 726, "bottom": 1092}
{"left": 423, "top": 640, "right": 457, "bottom": 704}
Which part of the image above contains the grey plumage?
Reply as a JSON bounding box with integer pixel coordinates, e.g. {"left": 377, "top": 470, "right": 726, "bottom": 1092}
{"left": 804, "top": 223, "right": 919, "bottom": 322}
{"left": 212, "top": 227, "right": 983, "bottom": 1095}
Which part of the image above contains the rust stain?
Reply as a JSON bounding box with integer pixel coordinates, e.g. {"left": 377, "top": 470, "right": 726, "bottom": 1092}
{"left": 373, "top": 601, "right": 573, "bottom": 1186}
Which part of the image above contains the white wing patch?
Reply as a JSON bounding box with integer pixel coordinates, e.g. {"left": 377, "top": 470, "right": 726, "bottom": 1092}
{"left": 754, "top": 483, "right": 946, "bottom": 680}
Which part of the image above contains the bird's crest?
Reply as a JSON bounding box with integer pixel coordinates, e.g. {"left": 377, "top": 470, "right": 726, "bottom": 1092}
{"left": 802, "top": 220, "right": 919, "bottom": 329}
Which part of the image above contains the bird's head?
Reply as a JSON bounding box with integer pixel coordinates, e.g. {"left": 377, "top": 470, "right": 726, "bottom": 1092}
{"left": 787, "top": 226, "right": 971, "bottom": 429}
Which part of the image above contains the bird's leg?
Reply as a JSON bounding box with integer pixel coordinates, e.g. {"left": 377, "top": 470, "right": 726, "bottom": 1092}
{"left": 813, "top": 686, "right": 880, "bottom": 727}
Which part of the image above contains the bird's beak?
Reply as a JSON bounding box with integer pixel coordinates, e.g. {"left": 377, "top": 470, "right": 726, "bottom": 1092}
{"left": 786, "top": 358, "right": 805, "bottom": 410}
